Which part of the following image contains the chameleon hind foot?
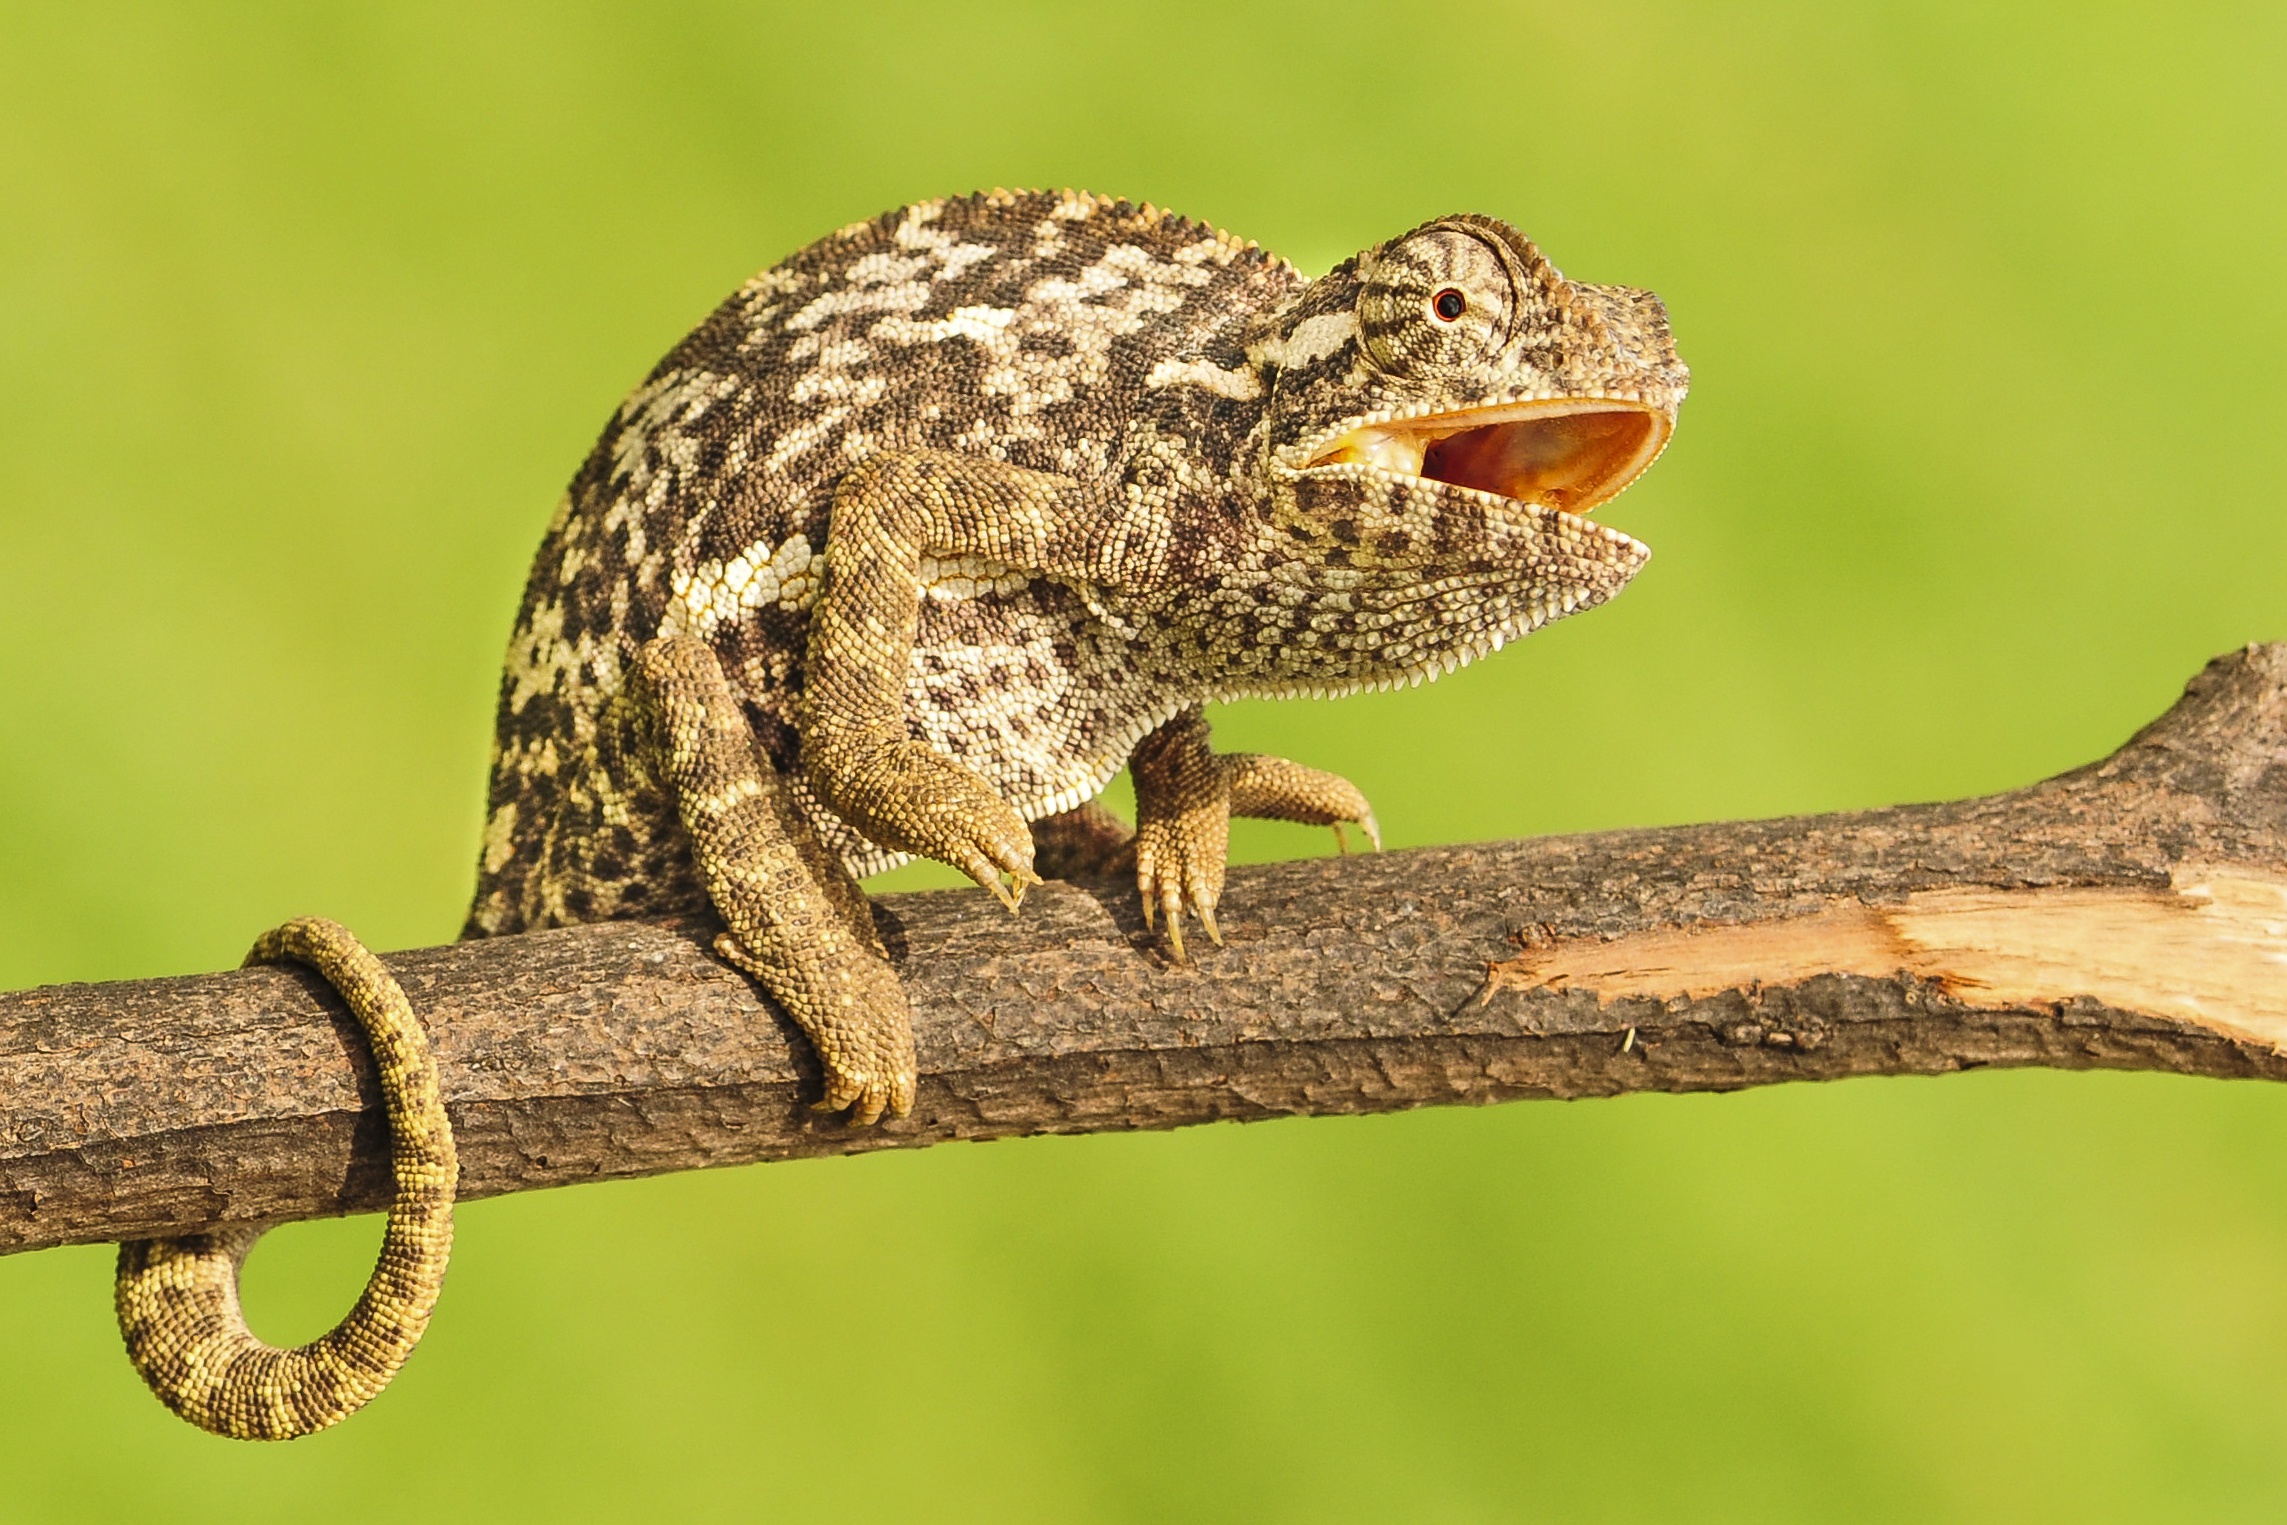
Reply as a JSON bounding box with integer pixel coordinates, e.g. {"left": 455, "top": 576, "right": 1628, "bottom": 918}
{"left": 115, "top": 916, "right": 456, "bottom": 1439}
{"left": 708, "top": 928, "right": 917, "bottom": 1125}
{"left": 633, "top": 637, "right": 919, "bottom": 1124}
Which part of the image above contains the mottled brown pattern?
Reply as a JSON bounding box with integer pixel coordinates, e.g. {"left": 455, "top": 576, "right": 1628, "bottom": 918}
{"left": 465, "top": 189, "right": 1686, "bottom": 1125}
{"left": 113, "top": 918, "right": 455, "bottom": 1439}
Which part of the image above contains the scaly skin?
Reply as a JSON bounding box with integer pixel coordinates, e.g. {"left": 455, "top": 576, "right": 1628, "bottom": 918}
{"left": 115, "top": 918, "right": 455, "bottom": 1439}
{"left": 465, "top": 189, "right": 1685, "bottom": 1128}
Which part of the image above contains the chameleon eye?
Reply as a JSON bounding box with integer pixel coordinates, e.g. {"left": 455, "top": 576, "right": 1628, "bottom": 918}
{"left": 1432, "top": 288, "right": 1467, "bottom": 322}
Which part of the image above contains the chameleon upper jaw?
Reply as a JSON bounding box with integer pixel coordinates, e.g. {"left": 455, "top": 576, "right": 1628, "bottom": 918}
{"left": 1304, "top": 397, "right": 1673, "bottom": 516}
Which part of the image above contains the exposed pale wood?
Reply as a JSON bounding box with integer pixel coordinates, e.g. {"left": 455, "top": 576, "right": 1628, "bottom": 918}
{"left": 2, "top": 643, "right": 2283, "bottom": 1256}
{"left": 1489, "top": 869, "right": 2287, "bottom": 1048}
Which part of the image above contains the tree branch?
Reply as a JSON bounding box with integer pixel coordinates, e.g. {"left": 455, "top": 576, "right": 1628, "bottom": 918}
{"left": 5, "top": 645, "right": 2284, "bottom": 1256}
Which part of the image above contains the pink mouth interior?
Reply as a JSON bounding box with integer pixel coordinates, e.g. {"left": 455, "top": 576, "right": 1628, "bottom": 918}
{"left": 1419, "top": 410, "right": 1661, "bottom": 514}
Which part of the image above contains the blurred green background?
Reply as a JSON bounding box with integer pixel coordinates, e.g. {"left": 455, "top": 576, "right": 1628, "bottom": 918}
{"left": 3, "top": 1, "right": 2283, "bottom": 1518}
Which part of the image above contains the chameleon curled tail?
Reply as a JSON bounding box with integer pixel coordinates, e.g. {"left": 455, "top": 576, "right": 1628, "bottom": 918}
{"left": 114, "top": 917, "right": 456, "bottom": 1439}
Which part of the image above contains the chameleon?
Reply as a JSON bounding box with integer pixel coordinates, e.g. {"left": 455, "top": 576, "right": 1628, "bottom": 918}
{"left": 116, "top": 189, "right": 1686, "bottom": 1436}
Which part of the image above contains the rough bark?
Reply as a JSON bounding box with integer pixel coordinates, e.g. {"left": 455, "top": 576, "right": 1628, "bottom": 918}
{"left": 4, "top": 644, "right": 2282, "bottom": 1257}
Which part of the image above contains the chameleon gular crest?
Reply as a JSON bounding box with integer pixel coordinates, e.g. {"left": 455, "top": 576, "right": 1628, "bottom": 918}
{"left": 468, "top": 189, "right": 1687, "bottom": 1125}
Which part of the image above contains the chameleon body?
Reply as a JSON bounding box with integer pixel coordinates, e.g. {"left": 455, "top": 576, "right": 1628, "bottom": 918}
{"left": 119, "top": 190, "right": 1684, "bottom": 1434}
{"left": 467, "top": 188, "right": 1687, "bottom": 1121}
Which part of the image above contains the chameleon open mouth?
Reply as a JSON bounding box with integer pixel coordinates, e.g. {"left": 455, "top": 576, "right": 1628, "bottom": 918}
{"left": 1307, "top": 398, "right": 1672, "bottom": 516}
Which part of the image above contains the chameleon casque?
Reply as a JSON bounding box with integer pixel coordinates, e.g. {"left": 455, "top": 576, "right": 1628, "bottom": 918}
{"left": 115, "top": 189, "right": 1687, "bottom": 1436}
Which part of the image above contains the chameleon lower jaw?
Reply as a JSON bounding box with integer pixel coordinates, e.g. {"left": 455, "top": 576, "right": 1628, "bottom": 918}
{"left": 1311, "top": 398, "right": 1672, "bottom": 515}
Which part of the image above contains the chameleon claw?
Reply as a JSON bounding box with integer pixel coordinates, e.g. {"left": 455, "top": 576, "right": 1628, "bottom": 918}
{"left": 1332, "top": 823, "right": 1351, "bottom": 855}
{"left": 969, "top": 864, "right": 1030, "bottom": 913}
{"left": 816, "top": 1069, "right": 906, "bottom": 1125}
{"left": 1156, "top": 878, "right": 1187, "bottom": 960}
{"left": 1358, "top": 810, "right": 1382, "bottom": 851}
{"left": 1197, "top": 905, "right": 1222, "bottom": 947}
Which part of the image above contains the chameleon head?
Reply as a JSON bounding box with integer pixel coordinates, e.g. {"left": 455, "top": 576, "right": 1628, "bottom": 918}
{"left": 1224, "top": 215, "right": 1688, "bottom": 694}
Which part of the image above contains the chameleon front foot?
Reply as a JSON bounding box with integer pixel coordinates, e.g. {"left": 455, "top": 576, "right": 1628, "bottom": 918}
{"left": 809, "top": 736, "right": 1040, "bottom": 908}
{"left": 1130, "top": 708, "right": 1231, "bottom": 963}
{"left": 115, "top": 916, "right": 455, "bottom": 1439}
{"left": 1129, "top": 707, "right": 1381, "bottom": 962}
{"left": 1225, "top": 753, "right": 1381, "bottom": 854}
{"left": 1134, "top": 818, "right": 1225, "bottom": 963}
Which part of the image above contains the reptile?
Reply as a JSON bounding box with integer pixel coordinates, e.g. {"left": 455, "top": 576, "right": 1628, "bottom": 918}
{"left": 116, "top": 189, "right": 1686, "bottom": 1436}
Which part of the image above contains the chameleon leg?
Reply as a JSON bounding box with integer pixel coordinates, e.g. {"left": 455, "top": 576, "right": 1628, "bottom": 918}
{"left": 802, "top": 451, "right": 1124, "bottom": 908}
{"left": 1130, "top": 707, "right": 1379, "bottom": 960}
{"left": 114, "top": 916, "right": 455, "bottom": 1440}
{"left": 631, "top": 637, "right": 916, "bottom": 1123}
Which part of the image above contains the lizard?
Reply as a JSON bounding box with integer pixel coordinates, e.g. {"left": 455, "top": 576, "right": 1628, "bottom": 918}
{"left": 116, "top": 188, "right": 1686, "bottom": 1437}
